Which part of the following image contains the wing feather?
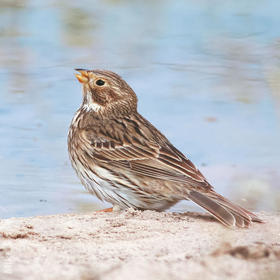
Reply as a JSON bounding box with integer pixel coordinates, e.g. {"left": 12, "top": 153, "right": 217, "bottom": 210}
{"left": 81, "top": 114, "right": 210, "bottom": 188}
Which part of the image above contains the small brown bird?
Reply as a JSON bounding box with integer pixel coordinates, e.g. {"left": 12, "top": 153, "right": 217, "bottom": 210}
{"left": 68, "top": 69, "right": 262, "bottom": 228}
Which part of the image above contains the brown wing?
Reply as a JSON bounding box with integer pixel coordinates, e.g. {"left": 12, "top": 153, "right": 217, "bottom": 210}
{"left": 79, "top": 112, "right": 261, "bottom": 227}
{"left": 81, "top": 113, "right": 212, "bottom": 190}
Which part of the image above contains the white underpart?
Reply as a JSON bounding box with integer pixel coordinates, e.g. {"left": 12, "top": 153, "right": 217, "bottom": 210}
{"left": 70, "top": 151, "right": 180, "bottom": 210}
{"left": 83, "top": 102, "right": 102, "bottom": 112}
{"left": 70, "top": 110, "right": 82, "bottom": 130}
{"left": 72, "top": 159, "right": 142, "bottom": 208}
{"left": 92, "top": 166, "right": 146, "bottom": 208}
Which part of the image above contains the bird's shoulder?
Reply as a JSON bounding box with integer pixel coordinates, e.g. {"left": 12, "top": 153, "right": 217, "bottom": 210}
{"left": 79, "top": 112, "right": 159, "bottom": 146}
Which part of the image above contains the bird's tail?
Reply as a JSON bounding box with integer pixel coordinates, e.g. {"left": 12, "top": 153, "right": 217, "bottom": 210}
{"left": 188, "top": 190, "right": 263, "bottom": 228}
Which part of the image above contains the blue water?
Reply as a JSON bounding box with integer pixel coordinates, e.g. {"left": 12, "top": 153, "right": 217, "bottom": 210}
{"left": 0, "top": 0, "right": 279, "bottom": 218}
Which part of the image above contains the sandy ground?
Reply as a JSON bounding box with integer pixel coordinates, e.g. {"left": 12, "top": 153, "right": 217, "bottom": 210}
{"left": 0, "top": 210, "right": 279, "bottom": 280}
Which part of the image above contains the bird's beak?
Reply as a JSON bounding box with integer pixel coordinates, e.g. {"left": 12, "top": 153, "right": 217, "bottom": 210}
{"left": 75, "top": 69, "right": 89, "bottom": 84}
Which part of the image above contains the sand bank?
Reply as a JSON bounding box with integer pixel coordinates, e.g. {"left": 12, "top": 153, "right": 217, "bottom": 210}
{"left": 0, "top": 210, "right": 279, "bottom": 280}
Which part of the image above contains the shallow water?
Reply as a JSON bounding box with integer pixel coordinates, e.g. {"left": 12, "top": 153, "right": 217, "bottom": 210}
{"left": 0, "top": 0, "right": 280, "bottom": 218}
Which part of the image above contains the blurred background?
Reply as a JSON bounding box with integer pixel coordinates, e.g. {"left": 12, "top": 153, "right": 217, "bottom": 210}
{"left": 0, "top": 0, "right": 279, "bottom": 218}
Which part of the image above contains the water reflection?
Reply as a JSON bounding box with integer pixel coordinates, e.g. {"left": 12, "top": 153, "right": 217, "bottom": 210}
{"left": 0, "top": 0, "right": 279, "bottom": 218}
{"left": 59, "top": 5, "right": 98, "bottom": 47}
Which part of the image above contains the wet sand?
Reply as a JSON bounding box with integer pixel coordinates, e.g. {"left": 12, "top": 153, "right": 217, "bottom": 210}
{"left": 0, "top": 210, "right": 279, "bottom": 280}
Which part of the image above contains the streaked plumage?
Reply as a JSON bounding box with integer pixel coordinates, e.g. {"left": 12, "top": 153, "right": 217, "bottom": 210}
{"left": 68, "top": 69, "right": 262, "bottom": 228}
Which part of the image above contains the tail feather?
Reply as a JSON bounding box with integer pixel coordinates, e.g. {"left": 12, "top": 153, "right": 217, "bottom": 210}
{"left": 207, "top": 192, "right": 263, "bottom": 223}
{"left": 188, "top": 190, "right": 262, "bottom": 228}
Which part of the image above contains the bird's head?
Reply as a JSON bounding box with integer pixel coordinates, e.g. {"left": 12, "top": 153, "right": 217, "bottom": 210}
{"left": 75, "top": 69, "right": 138, "bottom": 117}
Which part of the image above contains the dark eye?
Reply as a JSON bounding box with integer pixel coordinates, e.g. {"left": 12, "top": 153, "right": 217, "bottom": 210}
{"left": 95, "top": 79, "right": 105, "bottom": 86}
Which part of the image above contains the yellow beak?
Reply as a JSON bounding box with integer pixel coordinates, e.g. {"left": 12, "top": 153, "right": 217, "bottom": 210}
{"left": 75, "top": 69, "right": 89, "bottom": 84}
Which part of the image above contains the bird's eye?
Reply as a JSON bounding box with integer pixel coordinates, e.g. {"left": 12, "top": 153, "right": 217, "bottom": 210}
{"left": 95, "top": 79, "right": 105, "bottom": 86}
